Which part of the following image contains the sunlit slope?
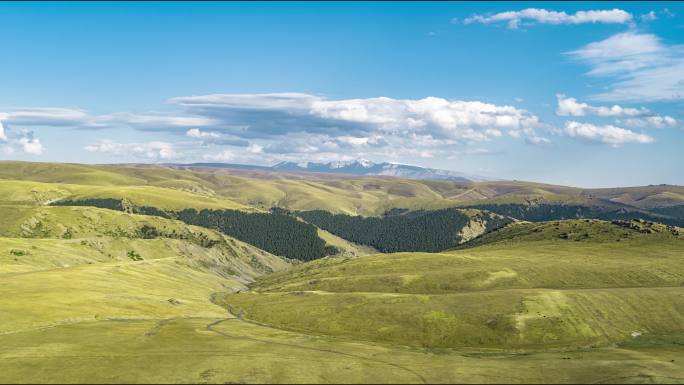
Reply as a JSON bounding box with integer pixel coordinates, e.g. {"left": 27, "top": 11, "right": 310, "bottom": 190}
{"left": 316, "top": 228, "right": 378, "bottom": 257}
{"left": 0, "top": 161, "right": 146, "bottom": 186}
{"left": 0, "top": 179, "right": 250, "bottom": 211}
{"left": 219, "top": 220, "right": 684, "bottom": 349}
{"left": 0, "top": 204, "right": 224, "bottom": 239}
{"left": 0, "top": 205, "right": 288, "bottom": 277}
{"left": 0, "top": 257, "right": 233, "bottom": 334}
{"left": 3, "top": 162, "right": 684, "bottom": 216}
{"left": 0, "top": 203, "right": 290, "bottom": 331}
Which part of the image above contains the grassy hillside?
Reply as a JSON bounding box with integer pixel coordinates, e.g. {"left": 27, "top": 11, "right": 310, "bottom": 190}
{"left": 4, "top": 161, "right": 684, "bottom": 217}
{"left": 216, "top": 220, "right": 684, "bottom": 350}
{"left": 1, "top": 162, "right": 683, "bottom": 383}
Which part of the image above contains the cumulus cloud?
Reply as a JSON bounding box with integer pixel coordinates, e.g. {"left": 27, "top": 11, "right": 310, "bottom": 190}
{"left": 247, "top": 143, "right": 264, "bottom": 154}
{"left": 186, "top": 128, "right": 220, "bottom": 139}
{"left": 172, "top": 93, "right": 544, "bottom": 143}
{"left": 5, "top": 93, "right": 553, "bottom": 163}
{"left": 0, "top": 120, "right": 7, "bottom": 142}
{"left": 85, "top": 140, "right": 177, "bottom": 161}
{"left": 185, "top": 127, "right": 249, "bottom": 147}
{"left": 561, "top": 121, "right": 654, "bottom": 146}
{"left": 463, "top": 8, "right": 632, "bottom": 29}
{"left": 0, "top": 116, "right": 45, "bottom": 156}
{"left": 18, "top": 137, "right": 44, "bottom": 155}
{"left": 568, "top": 32, "right": 684, "bottom": 101}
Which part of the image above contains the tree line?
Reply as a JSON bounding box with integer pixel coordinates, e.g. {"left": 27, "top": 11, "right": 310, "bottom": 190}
{"left": 296, "top": 208, "right": 510, "bottom": 252}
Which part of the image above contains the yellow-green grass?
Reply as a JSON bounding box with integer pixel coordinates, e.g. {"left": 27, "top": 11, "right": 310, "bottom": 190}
{"left": 1, "top": 315, "right": 682, "bottom": 384}
{"left": 0, "top": 203, "right": 291, "bottom": 279}
{"left": 56, "top": 184, "right": 251, "bottom": 211}
{"left": 0, "top": 161, "right": 147, "bottom": 186}
{"left": 0, "top": 225, "right": 289, "bottom": 334}
{"left": 0, "top": 204, "right": 227, "bottom": 239}
{"left": 220, "top": 287, "right": 683, "bottom": 350}
{"left": 317, "top": 228, "right": 378, "bottom": 257}
{"left": 0, "top": 256, "right": 234, "bottom": 335}
{"left": 0, "top": 179, "right": 250, "bottom": 211}
{"left": 0, "top": 234, "right": 288, "bottom": 279}
{"left": 0, "top": 180, "right": 76, "bottom": 206}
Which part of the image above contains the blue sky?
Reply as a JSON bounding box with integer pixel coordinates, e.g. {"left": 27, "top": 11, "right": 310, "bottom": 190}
{"left": 0, "top": 1, "right": 683, "bottom": 187}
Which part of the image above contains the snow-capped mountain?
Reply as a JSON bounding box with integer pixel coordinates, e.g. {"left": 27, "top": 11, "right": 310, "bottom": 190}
{"left": 270, "top": 159, "right": 491, "bottom": 182}
{"left": 175, "top": 159, "right": 492, "bottom": 182}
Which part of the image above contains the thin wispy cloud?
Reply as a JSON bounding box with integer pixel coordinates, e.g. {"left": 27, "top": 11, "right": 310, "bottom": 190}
{"left": 85, "top": 140, "right": 177, "bottom": 161}
{"left": 569, "top": 32, "right": 684, "bottom": 101}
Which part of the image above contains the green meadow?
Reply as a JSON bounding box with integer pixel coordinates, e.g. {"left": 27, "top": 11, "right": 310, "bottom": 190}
{"left": 0, "top": 162, "right": 682, "bottom": 383}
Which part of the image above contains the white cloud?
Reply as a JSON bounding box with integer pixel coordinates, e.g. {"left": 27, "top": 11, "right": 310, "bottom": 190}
{"left": 641, "top": 11, "right": 657, "bottom": 21}
{"left": 562, "top": 121, "right": 654, "bottom": 146}
{"left": 93, "top": 113, "right": 215, "bottom": 129}
{"left": 569, "top": 32, "right": 684, "bottom": 101}
{"left": 0, "top": 120, "right": 7, "bottom": 142}
{"left": 618, "top": 116, "right": 677, "bottom": 129}
{"left": 568, "top": 32, "right": 667, "bottom": 76}
{"left": 1, "top": 108, "right": 88, "bottom": 126}
{"left": 555, "top": 95, "right": 677, "bottom": 128}
{"left": 18, "top": 137, "right": 44, "bottom": 155}
{"left": 1, "top": 93, "right": 556, "bottom": 163}
{"left": 463, "top": 8, "right": 632, "bottom": 29}
{"left": 184, "top": 127, "right": 249, "bottom": 147}
{"left": 0, "top": 119, "right": 44, "bottom": 156}
{"left": 526, "top": 136, "right": 552, "bottom": 146}
{"left": 173, "top": 93, "right": 544, "bottom": 143}
{"left": 247, "top": 143, "right": 263, "bottom": 154}
{"left": 0, "top": 107, "right": 214, "bottom": 131}
{"left": 171, "top": 92, "right": 318, "bottom": 111}
{"left": 186, "top": 128, "right": 220, "bottom": 139}
{"left": 85, "top": 140, "right": 177, "bottom": 161}
{"left": 556, "top": 94, "right": 650, "bottom": 117}
{"left": 202, "top": 150, "right": 235, "bottom": 162}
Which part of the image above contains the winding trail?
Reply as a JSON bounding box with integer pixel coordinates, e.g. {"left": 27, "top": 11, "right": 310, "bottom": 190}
{"left": 205, "top": 307, "right": 428, "bottom": 384}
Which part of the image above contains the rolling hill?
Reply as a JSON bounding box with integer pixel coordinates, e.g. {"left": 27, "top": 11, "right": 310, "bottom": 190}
{"left": 0, "top": 161, "right": 682, "bottom": 383}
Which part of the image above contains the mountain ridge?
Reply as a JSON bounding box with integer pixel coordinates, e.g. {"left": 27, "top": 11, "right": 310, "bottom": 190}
{"left": 174, "top": 158, "right": 492, "bottom": 182}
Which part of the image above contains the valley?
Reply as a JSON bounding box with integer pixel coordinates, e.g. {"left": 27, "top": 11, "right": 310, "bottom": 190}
{"left": 0, "top": 161, "right": 682, "bottom": 384}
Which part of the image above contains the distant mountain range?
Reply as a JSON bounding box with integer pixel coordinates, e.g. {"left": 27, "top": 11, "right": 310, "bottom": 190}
{"left": 175, "top": 159, "right": 492, "bottom": 182}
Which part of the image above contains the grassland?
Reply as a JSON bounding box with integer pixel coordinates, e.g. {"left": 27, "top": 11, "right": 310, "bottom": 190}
{"left": 0, "top": 162, "right": 683, "bottom": 383}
